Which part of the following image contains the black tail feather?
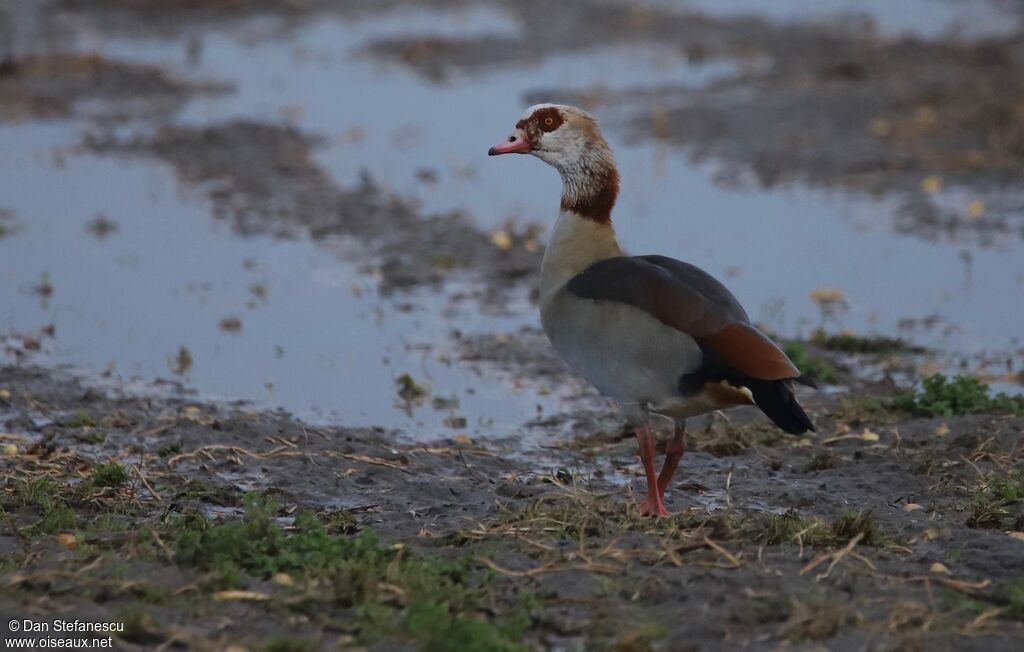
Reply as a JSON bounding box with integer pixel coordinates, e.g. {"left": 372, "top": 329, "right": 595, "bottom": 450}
{"left": 748, "top": 379, "right": 815, "bottom": 435}
{"left": 794, "top": 374, "right": 818, "bottom": 389}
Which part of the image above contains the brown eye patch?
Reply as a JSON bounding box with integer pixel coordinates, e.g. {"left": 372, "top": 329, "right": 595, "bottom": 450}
{"left": 534, "top": 107, "right": 564, "bottom": 133}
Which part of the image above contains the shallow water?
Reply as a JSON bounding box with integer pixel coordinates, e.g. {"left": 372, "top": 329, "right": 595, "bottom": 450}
{"left": 658, "top": 0, "right": 1023, "bottom": 39}
{"left": 0, "top": 121, "right": 566, "bottom": 433}
{"left": 2, "top": 2, "right": 1022, "bottom": 441}
{"left": 96, "top": 10, "right": 1024, "bottom": 358}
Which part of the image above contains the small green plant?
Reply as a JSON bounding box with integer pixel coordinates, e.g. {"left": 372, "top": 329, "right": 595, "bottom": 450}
{"left": 88, "top": 462, "right": 130, "bottom": 488}
{"left": 157, "top": 443, "right": 181, "bottom": 458}
{"left": 937, "top": 588, "right": 988, "bottom": 616}
{"left": 64, "top": 410, "right": 96, "bottom": 428}
{"left": 117, "top": 607, "right": 165, "bottom": 645}
{"left": 893, "top": 374, "right": 1024, "bottom": 417}
{"left": 174, "top": 494, "right": 347, "bottom": 578}
{"left": 1002, "top": 579, "right": 1024, "bottom": 621}
{"left": 783, "top": 341, "right": 837, "bottom": 384}
{"left": 173, "top": 479, "right": 242, "bottom": 507}
{"left": 6, "top": 477, "right": 60, "bottom": 509}
{"left": 38, "top": 505, "right": 77, "bottom": 533}
{"left": 317, "top": 508, "right": 358, "bottom": 535}
{"left": 747, "top": 510, "right": 881, "bottom": 547}
{"left": 75, "top": 430, "right": 107, "bottom": 444}
{"left": 395, "top": 373, "right": 428, "bottom": 403}
{"left": 748, "top": 510, "right": 831, "bottom": 546}
{"left": 3, "top": 477, "right": 77, "bottom": 534}
{"left": 966, "top": 471, "right": 1024, "bottom": 530}
{"left": 406, "top": 601, "right": 527, "bottom": 652}
{"left": 830, "top": 511, "right": 880, "bottom": 545}
{"left": 171, "top": 345, "right": 193, "bottom": 376}
{"left": 173, "top": 494, "right": 528, "bottom": 648}
{"left": 989, "top": 473, "right": 1024, "bottom": 502}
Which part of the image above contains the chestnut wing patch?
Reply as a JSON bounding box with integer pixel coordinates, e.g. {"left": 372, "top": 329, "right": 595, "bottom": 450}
{"left": 565, "top": 256, "right": 800, "bottom": 382}
{"left": 699, "top": 323, "right": 800, "bottom": 381}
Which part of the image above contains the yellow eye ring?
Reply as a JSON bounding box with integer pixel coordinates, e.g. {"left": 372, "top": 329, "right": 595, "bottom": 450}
{"left": 544, "top": 117, "right": 554, "bottom": 126}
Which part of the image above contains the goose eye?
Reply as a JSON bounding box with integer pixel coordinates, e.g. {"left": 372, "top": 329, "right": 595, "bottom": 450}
{"left": 544, "top": 117, "right": 554, "bottom": 126}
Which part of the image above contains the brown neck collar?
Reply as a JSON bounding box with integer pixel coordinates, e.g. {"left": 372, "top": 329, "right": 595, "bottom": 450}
{"left": 559, "top": 157, "right": 619, "bottom": 225}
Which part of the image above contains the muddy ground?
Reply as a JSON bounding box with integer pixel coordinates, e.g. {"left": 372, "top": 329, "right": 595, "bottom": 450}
{"left": 4, "top": 340, "right": 1024, "bottom": 652}
{"left": 3, "top": 0, "right": 1024, "bottom": 650}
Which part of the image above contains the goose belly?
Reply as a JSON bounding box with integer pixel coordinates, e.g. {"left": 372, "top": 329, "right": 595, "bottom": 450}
{"left": 541, "top": 290, "right": 703, "bottom": 407}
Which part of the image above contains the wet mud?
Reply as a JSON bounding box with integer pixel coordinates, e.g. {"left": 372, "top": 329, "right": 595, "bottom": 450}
{"left": 0, "top": 53, "right": 224, "bottom": 122}
{"left": 4, "top": 361, "right": 1024, "bottom": 650}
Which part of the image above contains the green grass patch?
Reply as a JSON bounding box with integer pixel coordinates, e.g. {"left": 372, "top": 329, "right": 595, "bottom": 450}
{"left": 172, "top": 478, "right": 243, "bottom": 507}
{"left": 966, "top": 470, "right": 1024, "bottom": 530}
{"left": 830, "top": 511, "right": 881, "bottom": 545}
{"left": 748, "top": 510, "right": 830, "bottom": 546}
{"left": 63, "top": 409, "right": 96, "bottom": 428}
{"left": 6, "top": 476, "right": 61, "bottom": 510}
{"left": 87, "top": 462, "right": 130, "bottom": 489}
{"left": 939, "top": 580, "right": 1024, "bottom": 624}
{"left": 938, "top": 588, "right": 989, "bottom": 616}
{"left": 37, "top": 504, "right": 77, "bottom": 534}
{"left": 316, "top": 508, "right": 359, "bottom": 535}
{"left": 748, "top": 509, "right": 882, "bottom": 547}
{"left": 173, "top": 494, "right": 529, "bottom": 650}
{"left": 75, "top": 430, "right": 107, "bottom": 445}
{"left": 117, "top": 607, "right": 165, "bottom": 645}
{"left": 157, "top": 443, "right": 181, "bottom": 458}
{"left": 2, "top": 477, "right": 78, "bottom": 534}
{"left": 1001, "top": 579, "right": 1024, "bottom": 621}
{"left": 836, "top": 374, "right": 1024, "bottom": 423}
{"left": 893, "top": 374, "right": 1024, "bottom": 417}
{"left": 2, "top": 467, "right": 143, "bottom": 537}
{"left": 405, "top": 601, "right": 527, "bottom": 652}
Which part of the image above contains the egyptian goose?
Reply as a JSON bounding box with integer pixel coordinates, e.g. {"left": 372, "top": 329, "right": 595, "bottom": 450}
{"left": 489, "top": 104, "right": 815, "bottom": 517}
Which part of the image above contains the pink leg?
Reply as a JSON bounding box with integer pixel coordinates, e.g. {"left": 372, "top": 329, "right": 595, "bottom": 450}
{"left": 636, "top": 426, "right": 670, "bottom": 517}
{"left": 657, "top": 425, "right": 687, "bottom": 498}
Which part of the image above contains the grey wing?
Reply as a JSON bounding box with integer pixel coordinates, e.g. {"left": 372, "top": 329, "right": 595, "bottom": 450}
{"left": 566, "top": 255, "right": 803, "bottom": 382}
{"left": 637, "top": 255, "right": 750, "bottom": 324}
{"left": 565, "top": 255, "right": 748, "bottom": 337}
